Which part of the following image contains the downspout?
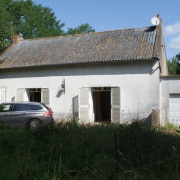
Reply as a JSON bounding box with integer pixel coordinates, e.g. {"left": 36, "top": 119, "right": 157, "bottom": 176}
{"left": 152, "top": 14, "right": 162, "bottom": 75}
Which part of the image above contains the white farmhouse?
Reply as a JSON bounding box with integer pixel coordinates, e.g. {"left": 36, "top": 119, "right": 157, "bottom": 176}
{"left": 1, "top": 15, "right": 179, "bottom": 126}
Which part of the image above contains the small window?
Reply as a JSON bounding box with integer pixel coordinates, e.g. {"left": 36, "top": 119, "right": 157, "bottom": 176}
{"left": 0, "top": 104, "right": 11, "bottom": 112}
{"left": 13, "top": 104, "right": 27, "bottom": 111}
{"left": 28, "top": 104, "right": 43, "bottom": 110}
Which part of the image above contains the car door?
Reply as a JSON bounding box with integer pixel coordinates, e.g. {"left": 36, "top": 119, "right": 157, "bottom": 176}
{"left": 0, "top": 103, "right": 13, "bottom": 126}
{"left": 0, "top": 103, "right": 28, "bottom": 127}
{"left": 9, "top": 104, "right": 29, "bottom": 126}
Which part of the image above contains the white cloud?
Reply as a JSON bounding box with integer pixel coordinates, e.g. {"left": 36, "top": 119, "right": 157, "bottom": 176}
{"left": 168, "top": 35, "right": 180, "bottom": 50}
{"left": 164, "top": 21, "right": 180, "bottom": 36}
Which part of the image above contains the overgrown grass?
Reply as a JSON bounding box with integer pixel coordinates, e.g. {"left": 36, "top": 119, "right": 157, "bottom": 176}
{"left": 0, "top": 121, "right": 180, "bottom": 179}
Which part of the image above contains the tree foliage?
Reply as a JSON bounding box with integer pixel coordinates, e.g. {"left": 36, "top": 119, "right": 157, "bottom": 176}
{"left": 168, "top": 53, "right": 180, "bottom": 75}
{"left": 0, "top": 0, "right": 95, "bottom": 53}
{"left": 0, "top": 0, "right": 65, "bottom": 38}
{"left": 66, "top": 23, "right": 95, "bottom": 35}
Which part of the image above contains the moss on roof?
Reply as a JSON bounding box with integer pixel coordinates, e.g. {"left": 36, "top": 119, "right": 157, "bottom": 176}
{"left": 0, "top": 26, "right": 159, "bottom": 69}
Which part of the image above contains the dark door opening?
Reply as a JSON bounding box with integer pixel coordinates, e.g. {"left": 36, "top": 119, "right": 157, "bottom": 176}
{"left": 29, "top": 89, "right": 41, "bottom": 102}
{"left": 93, "top": 89, "right": 111, "bottom": 122}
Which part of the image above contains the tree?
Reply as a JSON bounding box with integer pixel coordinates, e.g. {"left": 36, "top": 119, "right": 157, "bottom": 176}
{"left": 168, "top": 53, "right": 180, "bottom": 75}
{"left": 176, "top": 53, "right": 180, "bottom": 61}
{"left": 2, "top": 0, "right": 65, "bottom": 39}
{"left": 66, "top": 23, "right": 95, "bottom": 35}
{"left": 0, "top": 0, "right": 65, "bottom": 53}
{"left": 0, "top": 0, "right": 15, "bottom": 53}
{"left": 0, "top": 0, "right": 95, "bottom": 53}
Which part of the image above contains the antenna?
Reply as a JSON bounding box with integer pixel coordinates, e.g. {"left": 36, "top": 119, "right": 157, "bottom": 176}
{"left": 151, "top": 17, "right": 160, "bottom": 25}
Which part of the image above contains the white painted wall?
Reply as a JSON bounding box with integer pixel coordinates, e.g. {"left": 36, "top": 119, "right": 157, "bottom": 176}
{"left": 0, "top": 61, "right": 160, "bottom": 123}
{"left": 160, "top": 76, "right": 180, "bottom": 125}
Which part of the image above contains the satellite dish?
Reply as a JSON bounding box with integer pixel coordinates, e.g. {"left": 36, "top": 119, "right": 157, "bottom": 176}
{"left": 151, "top": 17, "right": 160, "bottom": 25}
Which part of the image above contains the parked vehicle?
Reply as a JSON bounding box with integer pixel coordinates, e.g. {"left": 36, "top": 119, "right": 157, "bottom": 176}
{"left": 0, "top": 102, "right": 54, "bottom": 129}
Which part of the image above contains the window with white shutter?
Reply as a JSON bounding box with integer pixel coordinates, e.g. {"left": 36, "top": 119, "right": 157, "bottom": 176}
{"left": 0, "top": 88, "right": 6, "bottom": 103}
{"left": 79, "top": 87, "right": 89, "bottom": 123}
{"left": 41, "top": 88, "right": 49, "bottom": 105}
{"left": 111, "top": 87, "right": 120, "bottom": 124}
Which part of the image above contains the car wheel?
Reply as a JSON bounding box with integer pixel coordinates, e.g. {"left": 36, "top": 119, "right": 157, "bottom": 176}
{"left": 29, "top": 119, "right": 41, "bottom": 129}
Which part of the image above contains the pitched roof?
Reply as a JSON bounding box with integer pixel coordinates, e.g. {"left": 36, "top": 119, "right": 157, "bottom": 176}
{"left": 0, "top": 26, "right": 160, "bottom": 69}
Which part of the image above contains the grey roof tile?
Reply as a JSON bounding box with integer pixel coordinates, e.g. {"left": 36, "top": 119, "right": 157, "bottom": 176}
{"left": 0, "top": 26, "right": 158, "bottom": 69}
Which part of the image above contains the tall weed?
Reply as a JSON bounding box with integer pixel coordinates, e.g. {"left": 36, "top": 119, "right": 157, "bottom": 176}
{"left": 0, "top": 122, "right": 180, "bottom": 179}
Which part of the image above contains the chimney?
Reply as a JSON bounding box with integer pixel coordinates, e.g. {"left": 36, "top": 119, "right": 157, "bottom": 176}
{"left": 157, "top": 14, "right": 161, "bottom": 23}
{"left": 12, "top": 35, "right": 23, "bottom": 43}
{"left": 153, "top": 14, "right": 162, "bottom": 32}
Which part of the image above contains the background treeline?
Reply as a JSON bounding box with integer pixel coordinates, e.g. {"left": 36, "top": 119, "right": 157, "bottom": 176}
{"left": 168, "top": 53, "right": 180, "bottom": 75}
{"left": 0, "top": 0, "right": 94, "bottom": 53}
{"left": 0, "top": 0, "right": 180, "bottom": 73}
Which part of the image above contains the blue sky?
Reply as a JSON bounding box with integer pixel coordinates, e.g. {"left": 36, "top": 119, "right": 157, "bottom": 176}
{"left": 33, "top": 0, "right": 180, "bottom": 60}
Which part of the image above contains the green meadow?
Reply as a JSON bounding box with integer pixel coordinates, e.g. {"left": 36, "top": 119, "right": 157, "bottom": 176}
{"left": 0, "top": 121, "right": 180, "bottom": 180}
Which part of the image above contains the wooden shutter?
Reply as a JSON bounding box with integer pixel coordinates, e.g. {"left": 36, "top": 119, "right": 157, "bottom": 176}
{"left": 41, "top": 88, "right": 49, "bottom": 105}
{"left": 111, "top": 87, "right": 120, "bottom": 124}
{"left": 79, "top": 87, "right": 89, "bottom": 123}
{"left": 73, "top": 95, "right": 79, "bottom": 121}
{"left": 16, "top": 88, "right": 25, "bottom": 101}
{"left": 0, "top": 88, "right": 6, "bottom": 103}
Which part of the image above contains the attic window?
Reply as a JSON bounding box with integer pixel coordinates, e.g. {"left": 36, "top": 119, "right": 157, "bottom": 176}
{"left": 0, "top": 58, "right": 7, "bottom": 64}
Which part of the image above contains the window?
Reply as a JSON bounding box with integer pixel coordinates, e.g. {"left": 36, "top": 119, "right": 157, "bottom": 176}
{"left": 16, "top": 88, "right": 49, "bottom": 105}
{"left": 28, "top": 104, "right": 43, "bottom": 110}
{"left": 0, "top": 104, "right": 11, "bottom": 112}
{"left": 13, "top": 104, "right": 27, "bottom": 111}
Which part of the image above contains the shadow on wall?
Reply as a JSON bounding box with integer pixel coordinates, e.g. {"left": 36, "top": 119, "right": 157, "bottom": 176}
{"left": 143, "top": 109, "right": 160, "bottom": 127}
{"left": 72, "top": 95, "right": 78, "bottom": 121}
{"left": 56, "top": 89, "right": 65, "bottom": 98}
{"left": 54, "top": 95, "right": 78, "bottom": 122}
{"left": 11, "top": 96, "right": 15, "bottom": 102}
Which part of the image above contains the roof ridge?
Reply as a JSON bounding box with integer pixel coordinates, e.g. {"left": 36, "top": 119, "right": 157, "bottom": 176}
{"left": 20, "top": 25, "right": 156, "bottom": 42}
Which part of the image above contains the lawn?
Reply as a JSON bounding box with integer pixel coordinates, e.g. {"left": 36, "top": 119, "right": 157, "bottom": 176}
{"left": 0, "top": 121, "right": 180, "bottom": 179}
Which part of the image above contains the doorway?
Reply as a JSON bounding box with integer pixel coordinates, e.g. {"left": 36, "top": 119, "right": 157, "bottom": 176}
{"left": 93, "top": 87, "right": 111, "bottom": 123}
{"left": 28, "top": 88, "right": 41, "bottom": 102}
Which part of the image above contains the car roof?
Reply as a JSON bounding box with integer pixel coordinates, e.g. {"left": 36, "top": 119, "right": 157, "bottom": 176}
{"left": 0, "top": 102, "right": 43, "bottom": 105}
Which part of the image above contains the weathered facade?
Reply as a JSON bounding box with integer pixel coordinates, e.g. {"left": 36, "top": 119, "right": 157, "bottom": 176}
{"left": 1, "top": 16, "right": 176, "bottom": 125}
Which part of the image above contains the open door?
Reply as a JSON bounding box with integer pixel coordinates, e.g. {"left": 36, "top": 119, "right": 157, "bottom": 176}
{"left": 41, "top": 88, "right": 49, "bottom": 105}
{"left": 79, "top": 87, "right": 120, "bottom": 124}
{"left": 111, "top": 87, "right": 120, "bottom": 124}
{"left": 93, "top": 89, "right": 111, "bottom": 122}
{"left": 79, "top": 87, "right": 89, "bottom": 123}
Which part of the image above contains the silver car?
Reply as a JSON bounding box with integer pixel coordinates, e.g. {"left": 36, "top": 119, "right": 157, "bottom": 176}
{"left": 0, "top": 102, "right": 54, "bottom": 129}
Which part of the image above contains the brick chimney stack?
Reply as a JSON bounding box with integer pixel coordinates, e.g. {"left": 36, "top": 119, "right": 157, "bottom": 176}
{"left": 155, "top": 14, "right": 162, "bottom": 31}
{"left": 12, "top": 35, "right": 23, "bottom": 43}
{"left": 157, "top": 14, "right": 161, "bottom": 22}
